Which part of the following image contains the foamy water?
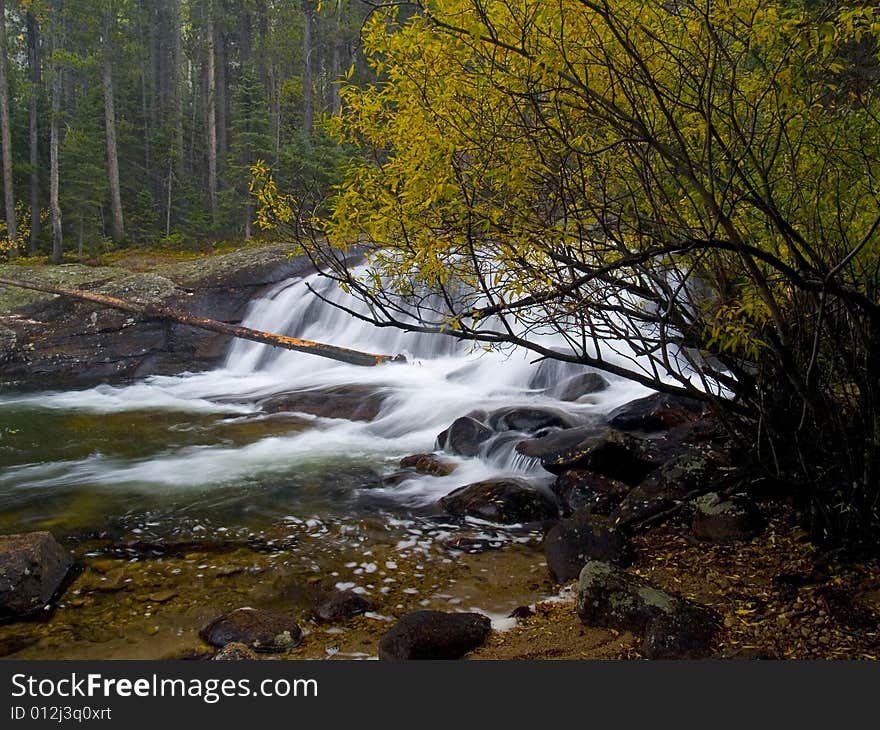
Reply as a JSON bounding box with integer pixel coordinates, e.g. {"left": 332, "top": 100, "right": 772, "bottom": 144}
{"left": 0, "top": 272, "right": 652, "bottom": 507}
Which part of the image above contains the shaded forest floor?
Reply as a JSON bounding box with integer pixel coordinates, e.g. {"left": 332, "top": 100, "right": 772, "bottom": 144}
{"left": 473, "top": 506, "right": 880, "bottom": 660}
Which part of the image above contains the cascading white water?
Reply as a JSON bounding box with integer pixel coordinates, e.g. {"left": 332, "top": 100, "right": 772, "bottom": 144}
{"left": 0, "top": 272, "right": 652, "bottom": 507}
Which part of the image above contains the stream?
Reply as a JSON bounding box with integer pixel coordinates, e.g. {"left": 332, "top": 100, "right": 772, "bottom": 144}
{"left": 0, "top": 271, "right": 651, "bottom": 658}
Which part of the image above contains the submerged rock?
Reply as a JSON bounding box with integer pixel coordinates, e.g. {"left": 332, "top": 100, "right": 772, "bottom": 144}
{"left": 544, "top": 514, "right": 631, "bottom": 583}
{"left": 316, "top": 590, "right": 375, "bottom": 623}
{"left": 0, "top": 532, "right": 74, "bottom": 620}
{"left": 200, "top": 608, "right": 303, "bottom": 653}
{"left": 437, "top": 416, "right": 494, "bottom": 456}
{"left": 577, "top": 561, "right": 719, "bottom": 658}
{"left": 439, "top": 478, "right": 560, "bottom": 524}
{"left": 378, "top": 610, "right": 491, "bottom": 660}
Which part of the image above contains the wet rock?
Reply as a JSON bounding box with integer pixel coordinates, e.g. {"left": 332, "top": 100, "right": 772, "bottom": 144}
{"left": 509, "top": 605, "right": 535, "bottom": 619}
{"left": 527, "top": 356, "right": 587, "bottom": 391}
{"left": 484, "top": 431, "right": 533, "bottom": 461}
{"left": 551, "top": 470, "right": 630, "bottom": 516}
{"left": 0, "top": 532, "right": 74, "bottom": 620}
{"left": 607, "top": 393, "right": 707, "bottom": 432}
{"left": 316, "top": 590, "right": 375, "bottom": 623}
{"left": 515, "top": 423, "right": 606, "bottom": 461}
{"left": 487, "top": 406, "right": 579, "bottom": 434}
{"left": 576, "top": 561, "right": 719, "bottom": 658}
{"left": 558, "top": 373, "right": 610, "bottom": 401}
{"left": 692, "top": 493, "right": 763, "bottom": 543}
{"left": 399, "top": 454, "right": 457, "bottom": 477}
{"left": 380, "top": 471, "right": 412, "bottom": 488}
{"left": 260, "top": 385, "right": 388, "bottom": 422}
{"left": 213, "top": 642, "right": 258, "bottom": 661}
{"left": 200, "top": 608, "right": 303, "bottom": 653}
{"left": 378, "top": 610, "right": 491, "bottom": 660}
{"left": 537, "top": 428, "right": 661, "bottom": 484}
{"left": 544, "top": 514, "right": 631, "bottom": 583}
{"left": 437, "top": 416, "right": 494, "bottom": 456}
{"left": 439, "top": 478, "right": 560, "bottom": 524}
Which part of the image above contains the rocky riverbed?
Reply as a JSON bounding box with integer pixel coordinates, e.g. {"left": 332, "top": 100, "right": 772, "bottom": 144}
{"left": 2, "top": 387, "right": 879, "bottom": 660}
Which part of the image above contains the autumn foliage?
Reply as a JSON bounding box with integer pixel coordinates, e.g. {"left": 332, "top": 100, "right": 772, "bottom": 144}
{"left": 255, "top": 1, "right": 880, "bottom": 546}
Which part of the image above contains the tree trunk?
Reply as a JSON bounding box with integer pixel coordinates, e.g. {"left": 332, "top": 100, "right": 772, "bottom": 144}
{"left": 0, "top": 0, "right": 18, "bottom": 251}
{"left": 171, "top": 0, "right": 184, "bottom": 179}
{"left": 301, "top": 0, "right": 314, "bottom": 143}
{"left": 27, "top": 11, "right": 41, "bottom": 255}
{"left": 330, "top": 2, "right": 342, "bottom": 117}
{"left": 0, "top": 275, "right": 405, "bottom": 368}
{"left": 49, "top": 5, "right": 63, "bottom": 264}
{"left": 206, "top": 15, "right": 219, "bottom": 226}
{"left": 215, "top": 27, "right": 228, "bottom": 172}
{"left": 102, "top": 13, "right": 125, "bottom": 244}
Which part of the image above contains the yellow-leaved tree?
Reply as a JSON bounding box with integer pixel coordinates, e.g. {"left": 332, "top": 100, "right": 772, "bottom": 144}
{"left": 256, "top": 0, "right": 880, "bottom": 545}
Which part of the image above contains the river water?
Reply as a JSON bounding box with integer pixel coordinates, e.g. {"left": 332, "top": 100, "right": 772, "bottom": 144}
{"left": 0, "top": 272, "right": 651, "bottom": 658}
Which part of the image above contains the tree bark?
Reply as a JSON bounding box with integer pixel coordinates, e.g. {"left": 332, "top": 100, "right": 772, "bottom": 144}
{"left": 102, "top": 12, "right": 125, "bottom": 244}
{"left": 215, "top": 26, "right": 228, "bottom": 171}
{"left": 301, "top": 0, "right": 314, "bottom": 143}
{"left": 171, "top": 0, "right": 184, "bottom": 179}
{"left": 206, "top": 12, "right": 219, "bottom": 226}
{"left": 49, "top": 4, "right": 63, "bottom": 264}
{"left": 330, "top": 1, "right": 342, "bottom": 117}
{"left": 27, "top": 11, "right": 40, "bottom": 255}
{"left": 0, "top": 0, "right": 18, "bottom": 251}
{"left": 0, "top": 275, "right": 405, "bottom": 368}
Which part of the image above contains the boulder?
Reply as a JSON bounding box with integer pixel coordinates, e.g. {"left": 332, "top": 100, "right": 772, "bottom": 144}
{"left": 558, "top": 373, "right": 610, "bottom": 401}
{"left": 0, "top": 532, "right": 74, "bottom": 620}
{"left": 213, "top": 642, "right": 258, "bottom": 661}
{"left": 200, "top": 608, "right": 303, "bottom": 653}
{"left": 378, "top": 610, "right": 491, "bottom": 660}
{"left": 692, "top": 493, "right": 763, "bottom": 544}
{"left": 610, "top": 485, "right": 675, "bottom": 530}
{"left": 437, "top": 416, "right": 494, "bottom": 456}
{"left": 544, "top": 515, "right": 631, "bottom": 583}
{"left": 316, "top": 590, "right": 375, "bottom": 623}
{"left": 487, "top": 406, "right": 578, "bottom": 434}
{"left": 577, "top": 561, "right": 719, "bottom": 658}
{"left": 536, "top": 428, "right": 661, "bottom": 484}
{"left": 399, "top": 454, "right": 457, "bottom": 477}
{"left": 551, "top": 470, "right": 630, "bottom": 516}
{"left": 515, "top": 423, "right": 606, "bottom": 461}
{"left": 439, "top": 478, "right": 560, "bottom": 524}
{"left": 607, "top": 393, "right": 707, "bottom": 432}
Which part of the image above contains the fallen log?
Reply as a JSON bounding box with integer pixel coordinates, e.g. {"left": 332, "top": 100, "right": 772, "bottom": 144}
{"left": 0, "top": 276, "right": 405, "bottom": 368}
